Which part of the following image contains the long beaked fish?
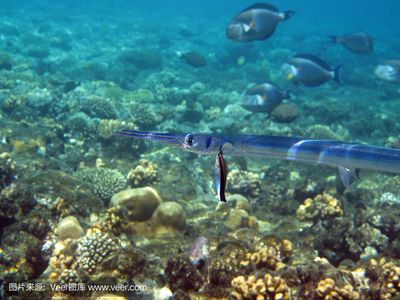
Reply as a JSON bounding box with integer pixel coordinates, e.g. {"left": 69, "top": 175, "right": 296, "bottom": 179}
{"left": 117, "top": 130, "right": 400, "bottom": 202}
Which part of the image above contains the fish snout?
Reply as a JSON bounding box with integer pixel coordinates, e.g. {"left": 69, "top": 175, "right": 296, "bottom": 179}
{"left": 226, "top": 22, "right": 244, "bottom": 40}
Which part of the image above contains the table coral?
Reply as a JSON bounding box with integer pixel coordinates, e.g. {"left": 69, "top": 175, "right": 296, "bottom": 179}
{"left": 296, "top": 193, "right": 343, "bottom": 222}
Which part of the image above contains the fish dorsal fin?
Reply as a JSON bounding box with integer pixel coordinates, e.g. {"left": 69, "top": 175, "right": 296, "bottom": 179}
{"left": 295, "top": 53, "right": 331, "bottom": 71}
{"left": 335, "top": 166, "right": 360, "bottom": 194}
{"left": 241, "top": 2, "right": 279, "bottom": 13}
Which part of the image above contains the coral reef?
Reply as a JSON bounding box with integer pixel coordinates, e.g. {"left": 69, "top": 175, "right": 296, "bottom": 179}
{"left": 296, "top": 193, "right": 343, "bottom": 222}
{"left": 230, "top": 273, "right": 291, "bottom": 300}
{"left": 315, "top": 278, "right": 360, "bottom": 300}
{"left": 75, "top": 167, "right": 126, "bottom": 203}
{"left": 80, "top": 95, "right": 117, "bottom": 119}
{"left": 0, "top": 152, "right": 14, "bottom": 190}
{"left": 76, "top": 231, "right": 119, "bottom": 274}
{"left": 127, "top": 159, "right": 159, "bottom": 187}
{"left": 227, "top": 169, "right": 262, "bottom": 198}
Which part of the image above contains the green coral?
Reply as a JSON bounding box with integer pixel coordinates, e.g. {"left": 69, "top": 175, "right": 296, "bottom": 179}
{"left": 305, "top": 124, "right": 341, "bottom": 140}
{"left": 81, "top": 96, "right": 117, "bottom": 119}
{"left": 75, "top": 168, "right": 126, "bottom": 203}
{"left": 130, "top": 102, "right": 162, "bottom": 129}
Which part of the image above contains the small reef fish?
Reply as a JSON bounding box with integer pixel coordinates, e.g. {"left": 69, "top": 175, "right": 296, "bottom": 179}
{"left": 118, "top": 130, "right": 400, "bottom": 201}
{"left": 226, "top": 2, "right": 294, "bottom": 42}
{"left": 374, "top": 60, "right": 400, "bottom": 83}
{"left": 214, "top": 151, "right": 227, "bottom": 202}
{"left": 329, "top": 32, "right": 374, "bottom": 55}
{"left": 283, "top": 53, "right": 343, "bottom": 87}
{"left": 188, "top": 236, "right": 209, "bottom": 266}
{"left": 177, "top": 51, "right": 207, "bottom": 68}
{"left": 241, "top": 82, "right": 291, "bottom": 113}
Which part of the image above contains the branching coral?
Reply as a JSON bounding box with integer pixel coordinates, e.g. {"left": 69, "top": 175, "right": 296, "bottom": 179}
{"left": 76, "top": 231, "right": 119, "bottom": 274}
{"left": 315, "top": 278, "right": 360, "bottom": 300}
{"left": 296, "top": 193, "right": 343, "bottom": 222}
{"left": 127, "top": 159, "right": 159, "bottom": 187}
{"left": 240, "top": 237, "right": 292, "bottom": 271}
{"left": 366, "top": 258, "right": 400, "bottom": 299}
{"left": 75, "top": 167, "right": 126, "bottom": 203}
{"left": 227, "top": 169, "right": 262, "bottom": 198}
{"left": 80, "top": 95, "right": 117, "bottom": 119}
{"left": 98, "top": 119, "right": 136, "bottom": 139}
{"left": 230, "top": 273, "right": 291, "bottom": 300}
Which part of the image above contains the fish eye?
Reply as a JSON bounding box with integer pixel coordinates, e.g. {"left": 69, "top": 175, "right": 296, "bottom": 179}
{"left": 185, "top": 134, "right": 195, "bottom": 146}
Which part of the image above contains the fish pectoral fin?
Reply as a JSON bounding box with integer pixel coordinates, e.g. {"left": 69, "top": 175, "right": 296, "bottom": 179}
{"left": 336, "top": 166, "right": 360, "bottom": 194}
{"left": 243, "top": 21, "right": 254, "bottom": 32}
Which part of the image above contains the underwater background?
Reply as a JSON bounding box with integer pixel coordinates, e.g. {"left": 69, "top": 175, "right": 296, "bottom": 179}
{"left": 1, "top": 0, "right": 400, "bottom": 299}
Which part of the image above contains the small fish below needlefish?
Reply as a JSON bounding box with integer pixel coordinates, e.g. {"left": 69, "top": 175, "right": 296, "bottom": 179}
{"left": 282, "top": 53, "right": 343, "bottom": 88}
{"left": 329, "top": 32, "right": 374, "bottom": 55}
{"left": 177, "top": 51, "right": 207, "bottom": 68}
{"left": 374, "top": 60, "right": 400, "bottom": 83}
{"left": 226, "top": 2, "right": 294, "bottom": 42}
{"left": 241, "top": 82, "right": 291, "bottom": 113}
{"left": 188, "top": 236, "right": 209, "bottom": 267}
{"left": 214, "top": 151, "right": 227, "bottom": 203}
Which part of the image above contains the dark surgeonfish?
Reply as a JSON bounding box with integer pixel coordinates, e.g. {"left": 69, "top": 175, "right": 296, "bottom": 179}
{"left": 329, "top": 32, "right": 374, "bottom": 55}
{"left": 374, "top": 60, "right": 400, "bottom": 83}
{"left": 177, "top": 51, "right": 207, "bottom": 68}
{"left": 242, "top": 82, "right": 291, "bottom": 113}
{"left": 283, "top": 54, "right": 343, "bottom": 87}
{"left": 226, "top": 3, "right": 294, "bottom": 42}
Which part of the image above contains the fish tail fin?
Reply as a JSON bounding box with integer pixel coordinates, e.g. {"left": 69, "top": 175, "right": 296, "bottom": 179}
{"left": 328, "top": 35, "right": 339, "bottom": 43}
{"left": 333, "top": 64, "right": 344, "bottom": 85}
{"left": 282, "top": 10, "right": 295, "bottom": 20}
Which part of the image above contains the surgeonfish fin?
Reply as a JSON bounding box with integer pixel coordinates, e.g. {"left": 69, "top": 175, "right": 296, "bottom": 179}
{"left": 335, "top": 166, "right": 360, "bottom": 194}
{"left": 214, "top": 151, "right": 227, "bottom": 202}
{"left": 294, "top": 53, "right": 332, "bottom": 71}
{"left": 241, "top": 2, "right": 279, "bottom": 13}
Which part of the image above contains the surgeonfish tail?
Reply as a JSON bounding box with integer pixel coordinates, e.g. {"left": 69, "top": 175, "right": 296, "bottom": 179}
{"left": 283, "top": 10, "right": 295, "bottom": 20}
{"left": 333, "top": 64, "right": 344, "bottom": 85}
{"left": 328, "top": 35, "right": 339, "bottom": 43}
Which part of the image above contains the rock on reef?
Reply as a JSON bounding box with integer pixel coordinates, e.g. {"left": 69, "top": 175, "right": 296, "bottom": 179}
{"left": 110, "top": 187, "right": 162, "bottom": 221}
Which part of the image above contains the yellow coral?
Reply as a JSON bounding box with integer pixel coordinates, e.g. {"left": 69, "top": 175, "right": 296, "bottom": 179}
{"left": 98, "top": 119, "right": 136, "bottom": 139}
{"left": 316, "top": 278, "right": 359, "bottom": 300}
{"left": 240, "top": 237, "right": 292, "bottom": 271}
{"left": 231, "top": 273, "right": 290, "bottom": 300}
{"left": 297, "top": 193, "right": 343, "bottom": 221}
{"left": 127, "top": 159, "right": 158, "bottom": 187}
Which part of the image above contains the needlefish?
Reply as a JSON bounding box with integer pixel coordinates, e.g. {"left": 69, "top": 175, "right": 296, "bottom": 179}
{"left": 117, "top": 130, "right": 400, "bottom": 202}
